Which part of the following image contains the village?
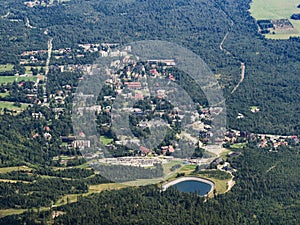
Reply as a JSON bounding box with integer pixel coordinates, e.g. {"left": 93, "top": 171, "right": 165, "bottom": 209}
{"left": 0, "top": 41, "right": 299, "bottom": 170}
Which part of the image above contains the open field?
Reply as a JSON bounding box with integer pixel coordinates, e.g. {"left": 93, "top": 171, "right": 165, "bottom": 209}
{"left": 55, "top": 183, "right": 126, "bottom": 207}
{"left": 162, "top": 160, "right": 183, "bottom": 174}
{"left": 194, "top": 173, "right": 231, "bottom": 195}
{"left": 179, "top": 164, "right": 197, "bottom": 173}
{"left": 0, "top": 209, "right": 27, "bottom": 219}
{"left": 230, "top": 143, "right": 247, "bottom": 149}
{"left": 250, "top": 0, "right": 300, "bottom": 39}
{"left": 52, "top": 155, "right": 77, "bottom": 161}
{"left": 220, "top": 148, "right": 231, "bottom": 158}
{"left": 0, "top": 166, "right": 31, "bottom": 174}
{"left": 0, "top": 179, "right": 31, "bottom": 184}
{"left": 25, "top": 66, "right": 45, "bottom": 74}
{"left": 0, "top": 64, "right": 13, "bottom": 72}
{"left": 74, "top": 162, "right": 90, "bottom": 169}
{"left": 0, "top": 92, "right": 9, "bottom": 98}
{"left": 100, "top": 135, "right": 114, "bottom": 145}
{"left": 0, "top": 101, "right": 29, "bottom": 113}
{"left": 0, "top": 76, "right": 37, "bottom": 84}
{"left": 122, "top": 178, "right": 164, "bottom": 186}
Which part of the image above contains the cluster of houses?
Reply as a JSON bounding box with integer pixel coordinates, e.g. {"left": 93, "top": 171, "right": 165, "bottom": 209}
{"left": 67, "top": 47, "right": 221, "bottom": 161}
{"left": 224, "top": 130, "right": 299, "bottom": 150}
{"left": 24, "top": 0, "right": 67, "bottom": 8}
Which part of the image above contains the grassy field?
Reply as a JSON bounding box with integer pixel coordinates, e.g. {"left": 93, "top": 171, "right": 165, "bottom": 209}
{"left": 250, "top": 0, "right": 300, "bottom": 39}
{"left": 0, "top": 92, "right": 9, "bottom": 98}
{"left": 220, "top": 148, "right": 231, "bottom": 158}
{"left": 122, "top": 178, "right": 164, "bottom": 186}
{"left": 100, "top": 136, "right": 114, "bottom": 145}
{"left": 230, "top": 143, "right": 247, "bottom": 149}
{"left": 179, "top": 164, "right": 197, "bottom": 173}
{"left": 0, "top": 76, "right": 37, "bottom": 84}
{"left": 25, "top": 66, "right": 44, "bottom": 74}
{"left": 0, "top": 166, "right": 31, "bottom": 174}
{"left": 54, "top": 183, "right": 126, "bottom": 207}
{"left": 52, "top": 155, "right": 77, "bottom": 161}
{"left": 0, "top": 209, "right": 27, "bottom": 219}
{"left": 0, "top": 64, "right": 14, "bottom": 72}
{"left": 193, "top": 172, "right": 232, "bottom": 195}
{"left": 0, "top": 101, "right": 29, "bottom": 113}
{"left": 162, "top": 160, "right": 183, "bottom": 174}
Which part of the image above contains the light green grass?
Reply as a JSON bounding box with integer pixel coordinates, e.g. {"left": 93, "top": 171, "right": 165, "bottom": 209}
{"left": 0, "top": 92, "right": 9, "bottom": 98}
{"left": 230, "top": 143, "right": 247, "bottom": 149}
{"left": 0, "top": 64, "right": 14, "bottom": 72}
{"left": 250, "top": 106, "right": 259, "bottom": 110}
{"left": 53, "top": 155, "right": 76, "bottom": 161}
{"left": 194, "top": 174, "right": 231, "bottom": 195}
{"left": 0, "top": 76, "right": 17, "bottom": 83}
{"left": 0, "top": 179, "right": 31, "bottom": 184}
{"left": 74, "top": 163, "right": 90, "bottom": 169}
{"left": 180, "top": 164, "right": 197, "bottom": 173}
{"left": 250, "top": 0, "right": 300, "bottom": 39}
{"left": 0, "top": 166, "right": 31, "bottom": 174}
{"left": 100, "top": 136, "right": 113, "bottom": 145}
{"left": 0, "top": 209, "right": 27, "bottom": 218}
{"left": 0, "top": 101, "right": 28, "bottom": 112}
{"left": 55, "top": 183, "right": 126, "bottom": 206}
{"left": 162, "top": 160, "right": 183, "bottom": 175}
{"left": 25, "top": 66, "right": 44, "bottom": 74}
{"left": 0, "top": 76, "right": 37, "bottom": 84}
{"left": 220, "top": 148, "right": 231, "bottom": 158}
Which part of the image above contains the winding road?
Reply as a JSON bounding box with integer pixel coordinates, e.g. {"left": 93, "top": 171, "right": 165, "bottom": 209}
{"left": 231, "top": 62, "right": 245, "bottom": 94}
{"left": 25, "top": 17, "right": 36, "bottom": 29}
{"left": 218, "top": 13, "right": 246, "bottom": 94}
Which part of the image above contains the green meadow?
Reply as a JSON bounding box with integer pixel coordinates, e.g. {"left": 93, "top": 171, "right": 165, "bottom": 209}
{"left": 0, "top": 76, "right": 37, "bottom": 84}
{"left": 0, "top": 101, "right": 29, "bottom": 113}
{"left": 0, "top": 64, "right": 14, "bottom": 72}
{"left": 250, "top": 0, "right": 300, "bottom": 39}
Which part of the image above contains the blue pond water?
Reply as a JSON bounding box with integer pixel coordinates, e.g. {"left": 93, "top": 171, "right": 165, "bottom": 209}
{"left": 172, "top": 180, "right": 212, "bottom": 196}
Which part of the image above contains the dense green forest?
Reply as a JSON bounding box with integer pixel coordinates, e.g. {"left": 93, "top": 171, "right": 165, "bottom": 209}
{"left": 0, "top": 0, "right": 299, "bottom": 224}
{"left": 1, "top": 146, "right": 299, "bottom": 224}
{"left": 0, "top": 0, "right": 299, "bottom": 134}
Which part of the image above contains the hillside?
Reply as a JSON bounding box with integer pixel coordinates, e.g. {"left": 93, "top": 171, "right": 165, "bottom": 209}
{"left": 0, "top": 0, "right": 299, "bottom": 134}
{"left": 0, "top": 0, "right": 299, "bottom": 224}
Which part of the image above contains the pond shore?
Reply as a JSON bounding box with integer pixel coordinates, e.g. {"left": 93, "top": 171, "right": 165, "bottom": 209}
{"left": 162, "top": 176, "right": 215, "bottom": 195}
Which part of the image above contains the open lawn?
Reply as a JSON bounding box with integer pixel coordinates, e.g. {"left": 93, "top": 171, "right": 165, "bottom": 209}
{"left": 52, "top": 155, "right": 77, "bottom": 161}
{"left": 0, "top": 92, "right": 9, "bottom": 98}
{"left": 0, "top": 209, "right": 26, "bottom": 219}
{"left": 162, "top": 160, "right": 183, "bottom": 175}
{"left": 194, "top": 172, "right": 232, "bottom": 195}
{"left": 0, "top": 179, "right": 31, "bottom": 184}
{"left": 0, "top": 166, "right": 31, "bottom": 174}
{"left": 179, "top": 164, "right": 197, "bottom": 173}
{"left": 0, "top": 101, "right": 29, "bottom": 113}
{"left": 220, "top": 148, "right": 231, "bottom": 158}
{"left": 122, "top": 178, "right": 164, "bottom": 186}
{"left": 74, "top": 162, "right": 90, "bottom": 169}
{"left": 230, "top": 143, "right": 247, "bottom": 149}
{"left": 100, "top": 136, "right": 114, "bottom": 145}
{"left": 250, "top": 0, "right": 300, "bottom": 39}
{"left": 55, "top": 183, "right": 126, "bottom": 207}
{"left": 25, "top": 66, "right": 44, "bottom": 74}
{"left": 0, "top": 76, "right": 37, "bottom": 84}
{"left": 0, "top": 64, "right": 13, "bottom": 72}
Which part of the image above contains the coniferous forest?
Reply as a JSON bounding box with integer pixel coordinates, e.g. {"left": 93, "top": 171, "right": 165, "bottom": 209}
{"left": 0, "top": 0, "right": 299, "bottom": 224}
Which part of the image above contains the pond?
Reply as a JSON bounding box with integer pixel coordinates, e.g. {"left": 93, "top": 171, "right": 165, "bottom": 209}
{"left": 162, "top": 177, "right": 214, "bottom": 196}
